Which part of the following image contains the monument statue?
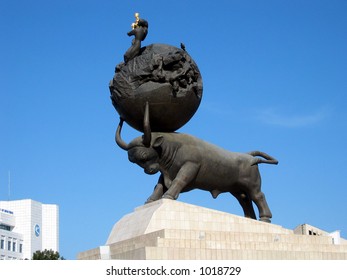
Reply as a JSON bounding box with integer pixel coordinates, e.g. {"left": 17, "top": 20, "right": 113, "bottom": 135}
{"left": 110, "top": 13, "right": 278, "bottom": 223}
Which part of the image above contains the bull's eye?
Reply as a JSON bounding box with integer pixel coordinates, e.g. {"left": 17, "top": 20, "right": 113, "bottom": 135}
{"left": 141, "top": 152, "right": 147, "bottom": 161}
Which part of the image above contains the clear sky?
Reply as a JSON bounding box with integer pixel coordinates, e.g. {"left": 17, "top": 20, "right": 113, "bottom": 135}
{"left": 1, "top": 0, "right": 346, "bottom": 260}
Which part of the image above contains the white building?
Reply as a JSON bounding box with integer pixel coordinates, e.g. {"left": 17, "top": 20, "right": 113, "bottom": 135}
{"left": 0, "top": 199, "right": 59, "bottom": 260}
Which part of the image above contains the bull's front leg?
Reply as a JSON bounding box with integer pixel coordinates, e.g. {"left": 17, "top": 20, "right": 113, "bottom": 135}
{"left": 162, "top": 161, "right": 200, "bottom": 200}
{"left": 145, "top": 174, "right": 167, "bottom": 204}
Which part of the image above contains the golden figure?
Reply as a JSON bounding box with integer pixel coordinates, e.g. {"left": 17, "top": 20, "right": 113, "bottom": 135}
{"left": 131, "top": 13, "right": 140, "bottom": 29}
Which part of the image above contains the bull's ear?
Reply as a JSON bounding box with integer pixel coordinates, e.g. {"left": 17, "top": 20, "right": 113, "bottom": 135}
{"left": 153, "top": 136, "right": 164, "bottom": 148}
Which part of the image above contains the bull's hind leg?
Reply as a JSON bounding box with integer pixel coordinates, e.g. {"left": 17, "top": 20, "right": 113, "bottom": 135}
{"left": 242, "top": 166, "right": 272, "bottom": 222}
{"left": 250, "top": 190, "right": 272, "bottom": 223}
{"left": 231, "top": 191, "right": 256, "bottom": 220}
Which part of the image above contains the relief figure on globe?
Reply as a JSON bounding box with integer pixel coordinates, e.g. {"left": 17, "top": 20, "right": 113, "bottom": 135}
{"left": 110, "top": 13, "right": 278, "bottom": 223}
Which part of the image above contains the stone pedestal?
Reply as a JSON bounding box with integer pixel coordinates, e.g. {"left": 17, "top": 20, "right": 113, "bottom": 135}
{"left": 77, "top": 199, "right": 347, "bottom": 260}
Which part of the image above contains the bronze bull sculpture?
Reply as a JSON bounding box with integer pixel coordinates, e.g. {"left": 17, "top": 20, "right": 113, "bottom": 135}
{"left": 115, "top": 106, "right": 278, "bottom": 223}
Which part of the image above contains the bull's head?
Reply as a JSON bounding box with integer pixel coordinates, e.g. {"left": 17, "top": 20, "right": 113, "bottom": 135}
{"left": 115, "top": 102, "right": 161, "bottom": 175}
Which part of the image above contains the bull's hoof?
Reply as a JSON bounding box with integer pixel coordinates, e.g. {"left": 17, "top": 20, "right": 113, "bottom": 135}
{"left": 259, "top": 217, "right": 271, "bottom": 223}
{"left": 144, "top": 199, "right": 155, "bottom": 204}
{"left": 162, "top": 194, "right": 175, "bottom": 200}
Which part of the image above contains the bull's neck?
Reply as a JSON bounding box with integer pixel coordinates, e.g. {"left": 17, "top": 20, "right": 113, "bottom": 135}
{"left": 158, "top": 141, "right": 179, "bottom": 171}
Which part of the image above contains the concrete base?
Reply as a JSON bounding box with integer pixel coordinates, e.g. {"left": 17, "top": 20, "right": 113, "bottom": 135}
{"left": 77, "top": 199, "right": 347, "bottom": 260}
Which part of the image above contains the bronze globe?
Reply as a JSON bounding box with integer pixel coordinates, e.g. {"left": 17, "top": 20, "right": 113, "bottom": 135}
{"left": 110, "top": 44, "right": 203, "bottom": 132}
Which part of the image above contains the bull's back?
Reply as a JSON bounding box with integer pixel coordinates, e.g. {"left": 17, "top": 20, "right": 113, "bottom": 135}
{"left": 165, "top": 133, "right": 257, "bottom": 189}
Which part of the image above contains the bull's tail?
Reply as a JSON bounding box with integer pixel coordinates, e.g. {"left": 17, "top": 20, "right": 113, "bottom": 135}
{"left": 248, "top": 151, "right": 279, "bottom": 166}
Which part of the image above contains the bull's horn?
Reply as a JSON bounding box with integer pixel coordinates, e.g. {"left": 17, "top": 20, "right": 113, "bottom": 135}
{"left": 115, "top": 118, "right": 129, "bottom": 150}
{"left": 142, "top": 101, "right": 151, "bottom": 147}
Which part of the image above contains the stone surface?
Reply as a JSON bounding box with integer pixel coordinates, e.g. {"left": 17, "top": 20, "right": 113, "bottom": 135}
{"left": 77, "top": 200, "right": 347, "bottom": 260}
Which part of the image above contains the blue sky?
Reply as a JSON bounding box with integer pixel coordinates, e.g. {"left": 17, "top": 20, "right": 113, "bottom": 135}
{"left": 1, "top": 0, "right": 346, "bottom": 259}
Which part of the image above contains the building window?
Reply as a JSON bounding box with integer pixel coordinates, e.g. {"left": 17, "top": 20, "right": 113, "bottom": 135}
{"left": 0, "top": 224, "right": 11, "bottom": 231}
{"left": 8, "top": 240, "right": 11, "bottom": 251}
{"left": 0, "top": 239, "right": 4, "bottom": 250}
{"left": 12, "top": 241, "right": 16, "bottom": 252}
{"left": 19, "top": 243, "right": 23, "bottom": 253}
